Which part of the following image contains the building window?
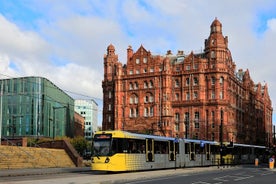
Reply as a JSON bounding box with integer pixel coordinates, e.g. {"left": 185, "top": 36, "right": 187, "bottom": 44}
{"left": 150, "top": 68, "right": 154, "bottom": 72}
{"left": 186, "top": 78, "right": 190, "bottom": 86}
{"left": 129, "top": 70, "right": 133, "bottom": 75}
{"left": 129, "top": 83, "right": 133, "bottom": 90}
{"left": 211, "top": 51, "right": 215, "bottom": 58}
{"left": 194, "top": 111, "right": 199, "bottom": 128}
{"left": 186, "top": 92, "right": 190, "bottom": 100}
{"left": 219, "top": 91, "right": 224, "bottom": 99}
{"left": 149, "top": 94, "right": 154, "bottom": 102}
{"left": 211, "top": 90, "right": 215, "bottom": 99}
{"left": 193, "top": 77, "right": 198, "bottom": 86}
{"left": 144, "top": 81, "right": 148, "bottom": 88}
{"left": 150, "top": 106, "right": 154, "bottom": 117}
{"left": 134, "top": 82, "right": 138, "bottom": 89}
{"left": 136, "top": 58, "right": 140, "bottom": 64}
{"left": 211, "top": 111, "right": 215, "bottom": 128}
{"left": 175, "top": 93, "right": 179, "bottom": 100}
{"left": 108, "top": 91, "right": 112, "bottom": 98}
{"left": 130, "top": 108, "right": 138, "bottom": 117}
{"left": 136, "top": 69, "right": 140, "bottom": 74}
{"left": 186, "top": 65, "right": 190, "bottom": 70}
{"left": 211, "top": 77, "right": 215, "bottom": 85}
{"left": 134, "top": 96, "right": 138, "bottom": 104}
{"left": 108, "top": 115, "right": 111, "bottom": 122}
{"left": 143, "top": 57, "right": 147, "bottom": 63}
{"left": 144, "top": 107, "right": 148, "bottom": 117}
{"left": 175, "top": 113, "right": 180, "bottom": 123}
{"left": 193, "top": 91, "right": 198, "bottom": 99}
{"left": 130, "top": 94, "right": 138, "bottom": 104}
{"left": 108, "top": 104, "right": 111, "bottom": 111}
{"left": 149, "top": 80, "right": 153, "bottom": 88}
{"left": 144, "top": 96, "right": 149, "bottom": 103}
{"left": 143, "top": 68, "right": 147, "bottom": 73}
{"left": 220, "top": 77, "right": 224, "bottom": 85}
{"left": 144, "top": 93, "right": 154, "bottom": 103}
{"left": 175, "top": 79, "right": 180, "bottom": 87}
{"left": 175, "top": 123, "right": 179, "bottom": 131}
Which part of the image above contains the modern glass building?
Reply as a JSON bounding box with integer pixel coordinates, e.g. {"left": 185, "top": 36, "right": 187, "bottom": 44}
{"left": 0, "top": 77, "right": 75, "bottom": 139}
{"left": 74, "top": 99, "right": 98, "bottom": 141}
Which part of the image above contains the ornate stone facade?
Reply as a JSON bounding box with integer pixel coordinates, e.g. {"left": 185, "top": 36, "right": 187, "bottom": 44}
{"left": 102, "top": 18, "right": 273, "bottom": 146}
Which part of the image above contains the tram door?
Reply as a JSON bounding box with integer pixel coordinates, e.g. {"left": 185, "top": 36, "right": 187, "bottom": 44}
{"left": 146, "top": 139, "right": 154, "bottom": 162}
{"left": 169, "top": 141, "right": 175, "bottom": 161}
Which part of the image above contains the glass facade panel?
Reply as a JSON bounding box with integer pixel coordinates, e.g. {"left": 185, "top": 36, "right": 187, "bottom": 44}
{"left": 0, "top": 77, "right": 74, "bottom": 139}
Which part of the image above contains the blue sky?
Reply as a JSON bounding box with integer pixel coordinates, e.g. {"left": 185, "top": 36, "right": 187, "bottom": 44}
{"left": 0, "top": 0, "right": 276, "bottom": 126}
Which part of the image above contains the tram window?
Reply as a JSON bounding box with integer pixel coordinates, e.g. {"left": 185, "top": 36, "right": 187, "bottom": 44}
{"left": 185, "top": 143, "right": 189, "bottom": 154}
{"left": 154, "top": 141, "right": 168, "bottom": 154}
{"left": 162, "top": 142, "right": 168, "bottom": 154}
{"left": 111, "top": 138, "right": 125, "bottom": 154}
{"left": 211, "top": 145, "right": 220, "bottom": 154}
{"left": 175, "top": 143, "right": 179, "bottom": 154}
{"left": 190, "top": 142, "right": 195, "bottom": 152}
{"left": 154, "top": 141, "right": 162, "bottom": 154}
{"left": 195, "top": 144, "right": 200, "bottom": 154}
{"left": 124, "top": 139, "right": 146, "bottom": 153}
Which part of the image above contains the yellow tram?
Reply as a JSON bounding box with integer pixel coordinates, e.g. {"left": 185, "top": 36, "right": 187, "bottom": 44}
{"left": 91, "top": 130, "right": 219, "bottom": 171}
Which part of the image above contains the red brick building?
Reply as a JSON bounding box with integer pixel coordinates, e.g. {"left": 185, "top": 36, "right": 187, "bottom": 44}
{"left": 74, "top": 112, "right": 85, "bottom": 137}
{"left": 102, "top": 18, "right": 273, "bottom": 146}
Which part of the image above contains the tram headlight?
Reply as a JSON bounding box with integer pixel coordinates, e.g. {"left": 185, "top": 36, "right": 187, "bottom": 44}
{"left": 105, "top": 157, "right": 110, "bottom": 163}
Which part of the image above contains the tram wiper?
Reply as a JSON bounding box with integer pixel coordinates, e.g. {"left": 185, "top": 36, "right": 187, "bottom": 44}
{"left": 94, "top": 150, "right": 100, "bottom": 159}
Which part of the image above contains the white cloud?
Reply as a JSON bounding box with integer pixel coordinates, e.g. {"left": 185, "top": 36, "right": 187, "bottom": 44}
{"left": 267, "top": 18, "right": 276, "bottom": 31}
{"left": 1, "top": 0, "right": 276, "bottom": 124}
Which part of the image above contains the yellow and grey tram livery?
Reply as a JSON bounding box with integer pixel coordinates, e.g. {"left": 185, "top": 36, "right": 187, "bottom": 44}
{"left": 91, "top": 130, "right": 219, "bottom": 171}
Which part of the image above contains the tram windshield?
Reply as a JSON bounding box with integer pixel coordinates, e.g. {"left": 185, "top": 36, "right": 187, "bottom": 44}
{"left": 93, "top": 134, "right": 112, "bottom": 156}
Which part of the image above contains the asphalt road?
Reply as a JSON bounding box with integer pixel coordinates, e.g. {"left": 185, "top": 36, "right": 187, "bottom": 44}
{"left": 0, "top": 165, "right": 275, "bottom": 184}
{"left": 121, "top": 167, "right": 276, "bottom": 184}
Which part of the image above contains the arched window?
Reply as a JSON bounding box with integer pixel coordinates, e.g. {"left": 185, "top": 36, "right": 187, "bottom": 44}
{"left": 220, "top": 77, "right": 224, "bottom": 85}
{"left": 129, "top": 82, "right": 133, "bottom": 90}
{"left": 211, "top": 51, "right": 215, "bottom": 58}
{"left": 144, "top": 107, "right": 149, "bottom": 117}
{"left": 211, "top": 77, "right": 215, "bottom": 85}
{"left": 144, "top": 81, "right": 148, "bottom": 88}
{"left": 130, "top": 94, "right": 138, "bottom": 104}
{"left": 149, "top": 80, "right": 153, "bottom": 88}
{"left": 193, "top": 77, "right": 198, "bottom": 86}
{"left": 175, "top": 79, "right": 179, "bottom": 87}
{"left": 134, "top": 82, "right": 139, "bottom": 89}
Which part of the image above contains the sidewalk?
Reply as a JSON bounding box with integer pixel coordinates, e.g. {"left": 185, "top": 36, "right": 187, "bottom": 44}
{"left": 0, "top": 167, "right": 91, "bottom": 177}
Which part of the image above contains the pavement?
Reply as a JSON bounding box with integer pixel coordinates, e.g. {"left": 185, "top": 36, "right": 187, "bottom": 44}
{"left": 0, "top": 164, "right": 275, "bottom": 184}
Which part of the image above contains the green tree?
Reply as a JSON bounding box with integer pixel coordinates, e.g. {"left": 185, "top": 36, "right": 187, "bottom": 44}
{"left": 70, "top": 136, "right": 88, "bottom": 156}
